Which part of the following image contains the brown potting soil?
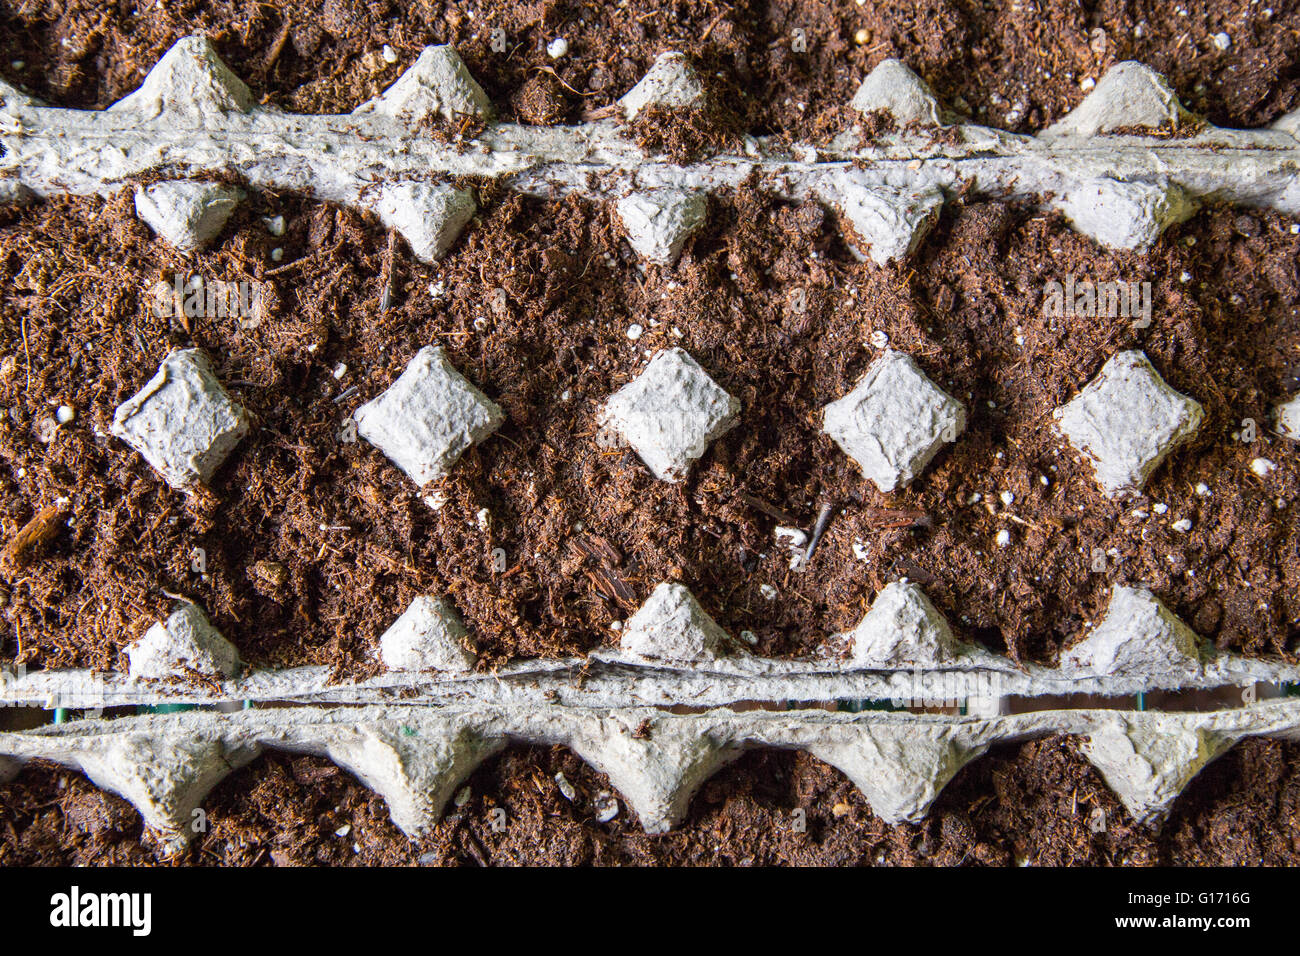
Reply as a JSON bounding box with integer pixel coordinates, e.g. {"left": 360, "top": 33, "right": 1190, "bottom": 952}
{"left": 1, "top": 0, "right": 1298, "bottom": 867}
{"left": 0, "top": 0, "right": 1296, "bottom": 673}
{"left": 0, "top": 187, "right": 1296, "bottom": 673}
{"left": 3, "top": 733, "right": 1299, "bottom": 865}
{"left": 1, "top": 0, "right": 1297, "bottom": 135}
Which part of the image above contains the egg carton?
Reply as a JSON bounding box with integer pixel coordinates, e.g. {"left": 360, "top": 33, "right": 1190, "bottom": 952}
{"left": 2, "top": 38, "right": 1299, "bottom": 844}
{"left": 2, "top": 36, "right": 1298, "bottom": 266}
{"left": 3, "top": 698, "right": 1300, "bottom": 851}
{"left": 3, "top": 579, "right": 1299, "bottom": 711}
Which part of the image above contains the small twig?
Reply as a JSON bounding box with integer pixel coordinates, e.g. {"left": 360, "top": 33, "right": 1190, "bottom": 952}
{"left": 580, "top": 102, "right": 620, "bottom": 122}
{"left": 19, "top": 311, "right": 32, "bottom": 394}
{"left": 861, "top": 506, "right": 930, "bottom": 529}
{"left": 734, "top": 491, "right": 799, "bottom": 527}
{"left": 1005, "top": 513, "right": 1050, "bottom": 534}
{"left": 801, "top": 502, "right": 836, "bottom": 566}
{"left": 264, "top": 257, "right": 306, "bottom": 276}
{"left": 530, "top": 65, "right": 596, "bottom": 97}
{"left": 1, "top": 501, "right": 66, "bottom": 570}
{"left": 462, "top": 826, "right": 490, "bottom": 867}
{"left": 379, "top": 228, "right": 397, "bottom": 311}
{"left": 264, "top": 18, "right": 292, "bottom": 73}
{"left": 699, "top": 9, "right": 729, "bottom": 43}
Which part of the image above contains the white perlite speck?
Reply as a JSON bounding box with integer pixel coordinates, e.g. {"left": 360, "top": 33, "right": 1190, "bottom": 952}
{"left": 1042, "top": 61, "right": 1196, "bottom": 137}
{"left": 355, "top": 346, "right": 504, "bottom": 486}
{"left": 1053, "top": 177, "right": 1195, "bottom": 252}
{"left": 111, "top": 348, "right": 249, "bottom": 490}
{"left": 823, "top": 349, "right": 966, "bottom": 492}
{"left": 370, "top": 182, "right": 476, "bottom": 263}
{"left": 849, "top": 59, "right": 942, "bottom": 127}
{"left": 618, "top": 52, "right": 705, "bottom": 120}
{"left": 352, "top": 44, "right": 492, "bottom": 123}
{"left": 554, "top": 771, "right": 577, "bottom": 801}
{"left": 846, "top": 581, "right": 966, "bottom": 668}
{"left": 616, "top": 189, "right": 708, "bottom": 264}
{"left": 1275, "top": 393, "right": 1300, "bottom": 439}
{"left": 134, "top": 181, "right": 244, "bottom": 254}
{"left": 621, "top": 582, "right": 732, "bottom": 662}
{"left": 1053, "top": 350, "right": 1203, "bottom": 497}
{"left": 775, "top": 526, "right": 808, "bottom": 548}
{"left": 593, "top": 792, "right": 620, "bottom": 822}
{"left": 126, "top": 603, "right": 240, "bottom": 680}
{"left": 600, "top": 348, "right": 740, "bottom": 482}
{"left": 379, "top": 596, "right": 476, "bottom": 672}
{"left": 1060, "top": 586, "right": 1200, "bottom": 676}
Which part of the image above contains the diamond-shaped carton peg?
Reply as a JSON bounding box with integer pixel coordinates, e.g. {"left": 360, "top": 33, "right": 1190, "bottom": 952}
{"left": 126, "top": 602, "right": 240, "bottom": 680}
{"left": 371, "top": 182, "right": 476, "bottom": 263}
{"left": 1053, "top": 350, "right": 1202, "bottom": 497}
{"left": 354, "top": 346, "right": 504, "bottom": 486}
{"left": 1060, "top": 586, "right": 1201, "bottom": 676}
{"left": 832, "top": 182, "right": 945, "bottom": 266}
{"left": 1274, "top": 106, "right": 1300, "bottom": 140}
{"left": 379, "top": 596, "right": 476, "bottom": 672}
{"left": 134, "top": 181, "right": 244, "bottom": 255}
{"left": 0, "top": 75, "right": 39, "bottom": 109}
{"left": 618, "top": 52, "right": 706, "bottom": 120}
{"left": 600, "top": 348, "right": 740, "bottom": 483}
{"left": 1275, "top": 393, "right": 1300, "bottom": 439}
{"left": 353, "top": 45, "right": 492, "bottom": 124}
{"left": 0, "top": 181, "right": 35, "bottom": 205}
{"left": 847, "top": 581, "right": 965, "bottom": 668}
{"left": 1042, "top": 61, "right": 1196, "bottom": 138}
{"left": 1055, "top": 177, "right": 1195, "bottom": 252}
{"left": 617, "top": 189, "right": 707, "bottom": 264}
{"left": 823, "top": 349, "right": 966, "bottom": 493}
{"left": 1082, "top": 718, "right": 1231, "bottom": 824}
{"left": 849, "top": 59, "right": 942, "bottom": 127}
{"left": 111, "top": 348, "right": 249, "bottom": 490}
{"left": 109, "top": 35, "right": 254, "bottom": 121}
{"left": 621, "top": 582, "right": 732, "bottom": 663}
